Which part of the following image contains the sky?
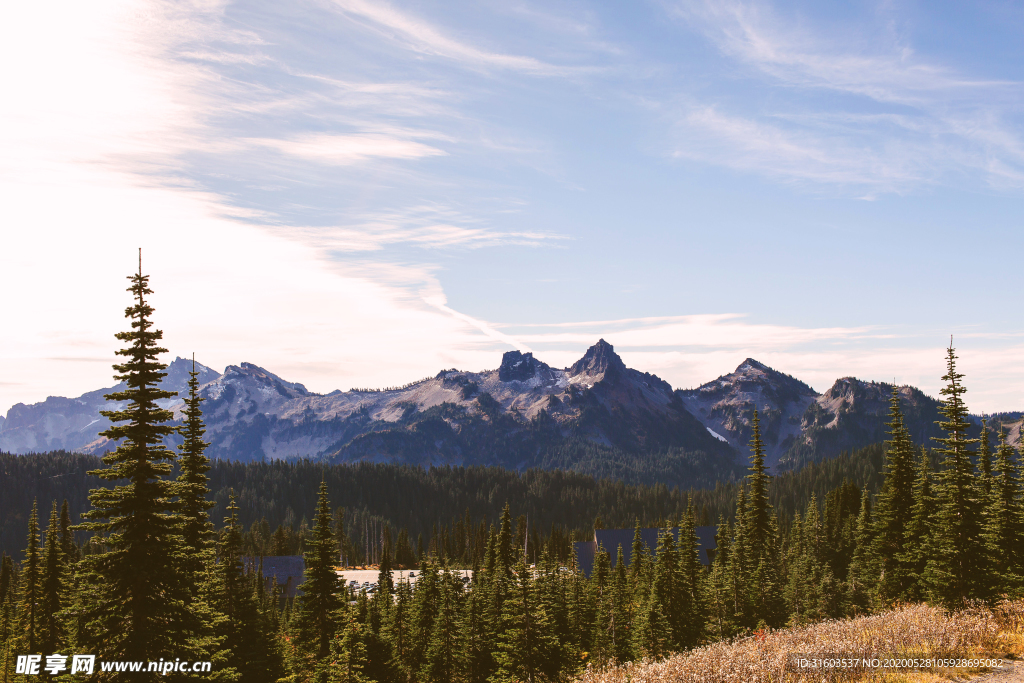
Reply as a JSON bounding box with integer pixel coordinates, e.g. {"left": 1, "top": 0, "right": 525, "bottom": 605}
{"left": 2, "top": 0, "right": 1024, "bottom": 415}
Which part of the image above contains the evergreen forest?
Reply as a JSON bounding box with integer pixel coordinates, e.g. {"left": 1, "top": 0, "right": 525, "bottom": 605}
{"left": 0, "top": 262, "right": 1020, "bottom": 682}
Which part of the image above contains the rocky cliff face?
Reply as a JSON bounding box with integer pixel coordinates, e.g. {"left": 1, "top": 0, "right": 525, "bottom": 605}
{"left": 677, "top": 359, "right": 818, "bottom": 468}
{"left": 778, "top": 378, "right": 953, "bottom": 470}
{"left": 677, "top": 359, "right": 982, "bottom": 471}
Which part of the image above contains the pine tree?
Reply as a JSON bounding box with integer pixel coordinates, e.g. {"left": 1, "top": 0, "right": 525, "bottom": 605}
{"left": 784, "top": 511, "right": 810, "bottom": 623}
{"left": 459, "top": 570, "right": 491, "bottom": 683}
{"left": 871, "top": 387, "right": 917, "bottom": 603}
{"left": 385, "top": 577, "right": 414, "bottom": 682}
{"left": 1, "top": 577, "right": 15, "bottom": 683}
{"left": 75, "top": 255, "right": 199, "bottom": 671}
{"left": 535, "top": 548, "right": 572, "bottom": 671}
{"left": 676, "top": 503, "right": 706, "bottom": 647}
{"left": 39, "top": 501, "right": 65, "bottom": 654}
{"left": 0, "top": 554, "right": 12, "bottom": 612}
{"left": 491, "top": 558, "right": 558, "bottom": 682}
{"left": 590, "top": 545, "right": 613, "bottom": 664}
{"left": 294, "top": 481, "right": 342, "bottom": 661}
{"left": 979, "top": 420, "right": 994, "bottom": 498}
{"left": 423, "top": 566, "right": 464, "bottom": 683}
{"left": 213, "top": 493, "right": 277, "bottom": 681}
{"left": 900, "top": 447, "right": 935, "bottom": 602}
{"left": 496, "top": 504, "right": 513, "bottom": 579}
{"left": 629, "top": 519, "right": 647, "bottom": 582}
{"left": 742, "top": 411, "right": 785, "bottom": 627}
{"left": 748, "top": 519, "right": 786, "bottom": 629}
{"left": 59, "top": 499, "right": 77, "bottom": 563}
{"left": 745, "top": 411, "right": 773, "bottom": 551}
{"left": 332, "top": 615, "right": 370, "bottom": 683}
{"left": 845, "top": 490, "right": 873, "bottom": 614}
{"left": 177, "top": 355, "right": 215, "bottom": 587}
{"left": 705, "top": 556, "right": 732, "bottom": 640}
{"left": 728, "top": 489, "right": 750, "bottom": 625}
{"left": 409, "top": 560, "right": 440, "bottom": 675}
{"left": 565, "top": 549, "right": 592, "bottom": 668}
{"left": 925, "top": 343, "right": 985, "bottom": 606}
{"left": 632, "top": 585, "right": 671, "bottom": 660}
{"left": 984, "top": 428, "right": 1022, "bottom": 592}
{"left": 18, "top": 501, "right": 41, "bottom": 654}
{"left": 610, "top": 545, "right": 632, "bottom": 664}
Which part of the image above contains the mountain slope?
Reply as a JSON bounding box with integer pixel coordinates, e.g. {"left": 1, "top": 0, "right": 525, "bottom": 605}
{"left": 1, "top": 345, "right": 997, "bottom": 483}
{"left": 779, "top": 378, "right": 958, "bottom": 470}
{"left": 677, "top": 359, "right": 818, "bottom": 468}
{"left": 0, "top": 358, "right": 219, "bottom": 453}
{"left": 677, "top": 358, "right": 984, "bottom": 471}
{"left": 0, "top": 341, "right": 740, "bottom": 488}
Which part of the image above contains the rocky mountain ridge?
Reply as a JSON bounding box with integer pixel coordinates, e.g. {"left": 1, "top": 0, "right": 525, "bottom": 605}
{"left": 0, "top": 343, "right": 1002, "bottom": 480}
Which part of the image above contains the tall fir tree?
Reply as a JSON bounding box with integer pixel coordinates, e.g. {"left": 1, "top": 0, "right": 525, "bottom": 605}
{"left": 459, "top": 569, "right": 491, "bottom": 683}
{"left": 610, "top": 545, "right": 632, "bottom": 664}
{"left": 743, "top": 411, "right": 785, "bottom": 627}
{"left": 294, "top": 481, "right": 342, "bottom": 661}
{"left": 845, "top": 491, "right": 873, "bottom": 614}
{"left": 332, "top": 615, "right": 370, "bottom": 683}
{"left": 0, "top": 554, "right": 12, "bottom": 612}
{"left": 18, "top": 501, "right": 41, "bottom": 654}
{"left": 59, "top": 500, "right": 77, "bottom": 564}
{"left": 706, "top": 517, "right": 736, "bottom": 639}
{"left": 745, "top": 411, "right": 773, "bottom": 551}
{"left": 75, "top": 254, "right": 201, "bottom": 673}
{"left": 871, "top": 387, "right": 917, "bottom": 603}
{"left": 590, "top": 545, "right": 613, "bottom": 664}
{"left": 925, "top": 343, "right": 985, "bottom": 605}
{"left": 978, "top": 420, "right": 994, "bottom": 499}
{"left": 676, "top": 503, "right": 706, "bottom": 648}
{"left": 629, "top": 519, "right": 647, "bottom": 582}
{"left": 423, "top": 566, "right": 464, "bottom": 683}
{"left": 409, "top": 560, "right": 441, "bottom": 676}
{"left": 385, "top": 577, "right": 414, "bottom": 682}
{"left": 213, "top": 493, "right": 278, "bottom": 682}
{"left": 984, "top": 428, "right": 1022, "bottom": 592}
{"left": 177, "top": 354, "right": 216, "bottom": 588}
{"left": 491, "top": 558, "right": 558, "bottom": 683}
{"left": 39, "top": 501, "right": 65, "bottom": 654}
{"left": 900, "top": 447, "right": 936, "bottom": 602}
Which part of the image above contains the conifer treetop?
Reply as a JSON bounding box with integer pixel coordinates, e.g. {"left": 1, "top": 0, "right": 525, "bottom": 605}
{"left": 933, "top": 341, "right": 979, "bottom": 457}
{"left": 89, "top": 250, "right": 178, "bottom": 492}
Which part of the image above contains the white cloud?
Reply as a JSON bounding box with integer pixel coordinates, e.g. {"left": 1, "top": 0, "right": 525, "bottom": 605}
{"left": 0, "top": 0, "right": 521, "bottom": 412}
{"left": 329, "top": 0, "right": 571, "bottom": 75}
{"left": 246, "top": 133, "right": 448, "bottom": 165}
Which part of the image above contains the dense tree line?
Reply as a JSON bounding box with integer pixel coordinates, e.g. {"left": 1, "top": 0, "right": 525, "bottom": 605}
{"left": 1, "top": 263, "right": 1018, "bottom": 681}
{"left": 0, "top": 439, "right": 897, "bottom": 564}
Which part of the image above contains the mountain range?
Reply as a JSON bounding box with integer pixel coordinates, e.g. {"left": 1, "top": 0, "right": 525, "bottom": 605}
{"left": 0, "top": 340, "right": 1006, "bottom": 487}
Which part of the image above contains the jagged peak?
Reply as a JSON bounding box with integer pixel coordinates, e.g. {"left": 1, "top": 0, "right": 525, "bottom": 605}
{"left": 499, "top": 350, "right": 545, "bottom": 382}
{"left": 222, "top": 363, "right": 309, "bottom": 395}
{"left": 569, "top": 339, "right": 626, "bottom": 378}
{"left": 736, "top": 358, "right": 769, "bottom": 373}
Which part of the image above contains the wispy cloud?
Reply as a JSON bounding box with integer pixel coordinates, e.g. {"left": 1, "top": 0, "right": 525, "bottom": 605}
{"left": 329, "top": 0, "right": 574, "bottom": 75}
{"left": 290, "top": 203, "right": 567, "bottom": 252}
{"left": 245, "top": 133, "right": 448, "bottom": 165}
{"left": 660, "top": 0, "right": 1024, "bottom": 192}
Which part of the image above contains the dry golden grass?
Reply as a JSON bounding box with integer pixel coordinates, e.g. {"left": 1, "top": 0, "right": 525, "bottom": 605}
{"left": 578, "top": 601, "right": 1024, "bottom": 683}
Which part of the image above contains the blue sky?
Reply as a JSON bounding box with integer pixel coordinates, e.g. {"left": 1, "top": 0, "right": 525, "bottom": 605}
{"left": 2, "top": 0, "right": 1024, "bottom": 413}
